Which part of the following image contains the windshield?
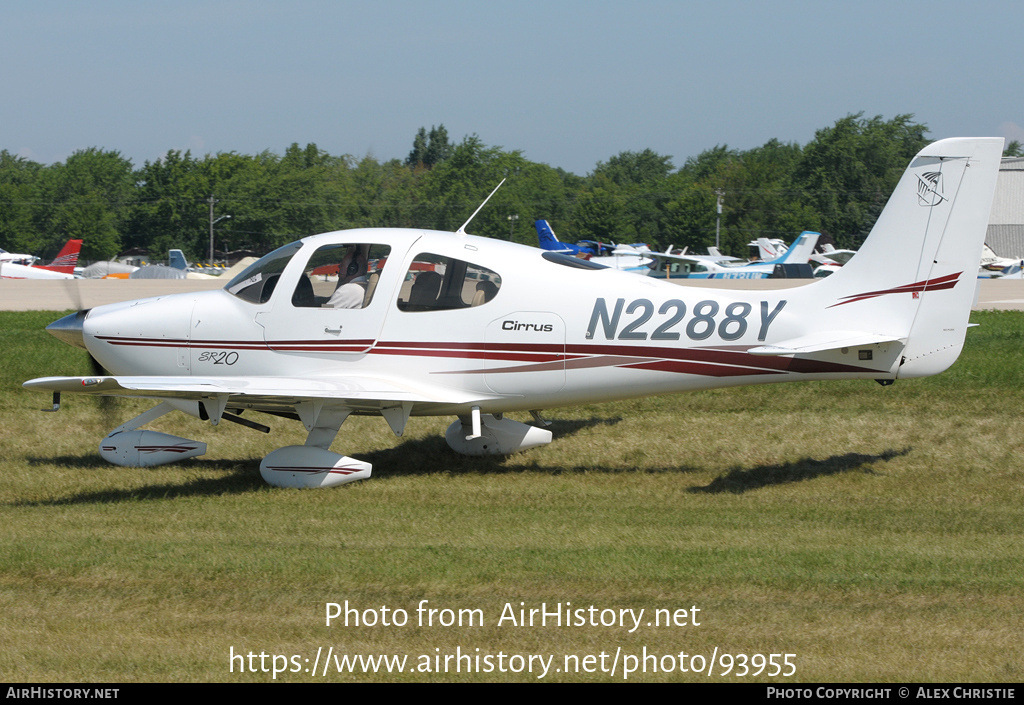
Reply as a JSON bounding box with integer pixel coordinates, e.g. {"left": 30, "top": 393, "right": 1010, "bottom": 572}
{"left": 224, "top": 241, "right": 302, "bottom": 304}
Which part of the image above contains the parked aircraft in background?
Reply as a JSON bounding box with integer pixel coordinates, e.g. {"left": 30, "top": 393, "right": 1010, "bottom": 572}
{"left": 647, "top": 232, "right": 819, "bottom": 279}
{"left": 82, "top": 261, "right": 139, "bottom": 279}
{"left": 706, "top": 246, "right": 741, "bottom": 263}
{"left": 979, "top": 243, "right": 1019, "bottom": 274}
{"left": 534, "top": 219, "right": 652, "bottom": 273}
{"left": 535, "top": 219, "right": 618, "bottom": 257}
{"left": 751, "top": 238, "right": 788, "bottom": 262}
{"left": 661, "top": 245, "right": 742, "bottom": 267}
{"left": 811, "top": 243, "right": 860, "bottom": 278}
{"left": 0, "top": 246, "right": 38, "bottom": 266}
{"left": 128, "top": 249, "right": 220, "bottom": 280}
{"left": 0, "top": 239, "right": 82, "bottom": 279}
{"left": 754, "top": 238, "right": 859, "bottom": 279}
{"left": 24, "top": 138, "right": 1003, "bottom": 489}
{"left": 169, "top": 249, "right": 190, "bottom": 271}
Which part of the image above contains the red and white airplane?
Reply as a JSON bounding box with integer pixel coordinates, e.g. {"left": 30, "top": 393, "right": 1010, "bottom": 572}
{"left": 0, "top": 239, "right": 82, "bottom": 279}
{"left": 25, "top": 138, "right": 1003, "bottom": 488}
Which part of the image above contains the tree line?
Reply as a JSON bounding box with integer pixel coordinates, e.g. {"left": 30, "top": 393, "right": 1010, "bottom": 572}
{"left": 1, "top": 114, "right": 1019, "bottom": 263}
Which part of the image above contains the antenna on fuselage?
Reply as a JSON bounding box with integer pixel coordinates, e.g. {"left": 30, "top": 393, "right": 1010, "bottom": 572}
{"left": 455, "top": 179, "right": 505, "bottom": 236}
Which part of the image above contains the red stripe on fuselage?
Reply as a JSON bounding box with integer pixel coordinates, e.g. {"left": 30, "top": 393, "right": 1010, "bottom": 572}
{"left": 91, "top": 337, "right": 882, "bottom": 376}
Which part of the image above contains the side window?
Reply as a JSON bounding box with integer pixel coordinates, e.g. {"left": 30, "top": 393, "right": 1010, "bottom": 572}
{"left": 291, "top": 243, "right": 390, "bottom": 309}
{"left": 397, "top": 253, "right": 501, "bottom": 312}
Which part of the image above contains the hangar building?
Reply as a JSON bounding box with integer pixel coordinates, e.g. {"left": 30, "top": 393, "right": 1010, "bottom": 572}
{"left": 986, "top": 157, "right": 1024, "bottom": 259}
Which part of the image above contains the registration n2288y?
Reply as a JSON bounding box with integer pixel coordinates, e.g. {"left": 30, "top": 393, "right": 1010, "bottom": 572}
{"left": 585, "top": 298, "right": 786, "bottom": 343}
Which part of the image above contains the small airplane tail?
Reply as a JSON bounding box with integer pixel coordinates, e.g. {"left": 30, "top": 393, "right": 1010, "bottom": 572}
{"left": 755, "top": 238, "right": 780, "bottom": 260}
{"left": 534, "top": 220, "right": 563, "bottom": 251}
{"left": 769, "top": 232, "right": 818, "bottom": 265}
{"left": 169, "top": 249, "right": 189, "bottom": 270}
{"left": 808, "top": 137, "right": 1003, "bottom": 378}
{"left": 35, "top": 239, "right": 82, "bottom": 274}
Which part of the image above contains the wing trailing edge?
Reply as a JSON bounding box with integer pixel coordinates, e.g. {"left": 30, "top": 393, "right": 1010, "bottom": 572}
{"left": 22, "top": 374, "right": 505, "bottom": 407}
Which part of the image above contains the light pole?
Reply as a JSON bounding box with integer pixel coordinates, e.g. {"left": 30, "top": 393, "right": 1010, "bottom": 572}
{"left": 507, "top": 214, "right": 519, "bottom": 240}
{"left": 208, "top": 195, "right": 231, "bottom": 266}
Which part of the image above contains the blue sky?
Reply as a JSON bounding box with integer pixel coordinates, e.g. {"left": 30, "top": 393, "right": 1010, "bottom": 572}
{"left": 3, "top": 0, "right": 1022, "bottom": 174}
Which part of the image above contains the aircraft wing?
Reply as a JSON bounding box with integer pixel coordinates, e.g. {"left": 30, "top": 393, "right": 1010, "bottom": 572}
{"left": 645, "top": 251, "right": 700, "bottom": 263}
{"left": 747, "top": 331, "right": 906, "bottom": 356}
{"left": 23, "top": 374, "right": 505, "bottom": 412}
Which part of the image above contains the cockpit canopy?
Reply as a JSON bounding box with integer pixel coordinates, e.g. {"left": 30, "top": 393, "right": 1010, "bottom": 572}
{"left": 224, "top": 235, "right": 503, "bottom": 312}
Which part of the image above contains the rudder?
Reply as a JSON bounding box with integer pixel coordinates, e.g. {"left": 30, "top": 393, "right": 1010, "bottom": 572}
{"left": 813, "top": 137, "right": 1003, "bottom": 378}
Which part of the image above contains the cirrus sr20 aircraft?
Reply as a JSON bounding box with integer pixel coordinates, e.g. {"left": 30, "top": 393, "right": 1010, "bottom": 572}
{"left": 25, "top": 138, "right": 1003, "bottom": 488}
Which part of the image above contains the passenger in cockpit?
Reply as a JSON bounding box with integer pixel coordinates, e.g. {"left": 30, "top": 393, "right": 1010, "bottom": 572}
{"left": 326, "top": 244, "right": 369, "bottom": 308}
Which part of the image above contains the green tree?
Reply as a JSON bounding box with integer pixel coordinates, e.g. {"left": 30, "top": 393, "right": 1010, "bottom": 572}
{"left": 418, "top": 135, "right": 511, "bottom": 233}
{"left": 570, "top": 149, "right": 675, "bottom": 247}
{"left": 794, "top": 113, "right": 929, "bottom": 247}
{"left": 0, "top": 151, "right": 45, "bottom": 255}
{"left": 41, "top": 148, "right": 135, "bottom": 260}
{"left": 405, "top": 124, "right": 454, "bottom": 169}
{"left": 128, "top": 150, "right": 208, "bottom": 259}
{"left": 592, "top": 148, "right": 673, "bottom": 187}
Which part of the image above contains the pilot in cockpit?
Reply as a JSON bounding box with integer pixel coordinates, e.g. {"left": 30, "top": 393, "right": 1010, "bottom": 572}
{"left": 326, "top": 244, "right": 369, "bottom": 308}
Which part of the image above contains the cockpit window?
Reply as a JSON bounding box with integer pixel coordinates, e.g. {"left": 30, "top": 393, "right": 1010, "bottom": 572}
{"left": 650, "top": 258, "right": 706, "bottom": 276}
{"left": 291, "top": 243, "right": 391, "bottom": 309}
{"left": 397, "top": 253, "right": 501, "bottom": 312}
{"left": 224, "top": 242, "right": 302, "bottom": 304}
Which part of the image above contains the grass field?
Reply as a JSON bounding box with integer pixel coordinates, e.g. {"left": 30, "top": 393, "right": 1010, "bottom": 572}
{"left": 1, "top": 309, "right": 1022, "bottom": 682}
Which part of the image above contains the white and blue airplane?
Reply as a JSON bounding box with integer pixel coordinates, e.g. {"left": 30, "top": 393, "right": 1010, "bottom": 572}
{"left": 25, "top": 138, "right": 1003, "bottom": 488}
{"left": 647, "top": 231, "right": 819, "bottom": 279}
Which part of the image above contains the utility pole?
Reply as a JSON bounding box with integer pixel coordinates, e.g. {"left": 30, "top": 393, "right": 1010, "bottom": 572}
{"left": 715, "top": 190, "right": 724, "bottom": 250}
{"left": 208, "top": 196, "right": 230, "bottom": 267}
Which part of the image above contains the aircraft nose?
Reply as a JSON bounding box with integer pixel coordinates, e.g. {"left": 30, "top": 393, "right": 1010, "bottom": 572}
{"left": 46, "top": 310, "right": 90, "bottom": 349}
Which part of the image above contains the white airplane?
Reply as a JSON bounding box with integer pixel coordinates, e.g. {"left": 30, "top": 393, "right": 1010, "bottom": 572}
{"left": 0, "top": 246, "right": 37, "bottom": 266}
{"left": 756, "top": 238, "right": 861, "bottom": 279}
{"left": 0, "top": 239, "right": 82, "bottom": 280}
{"left": 809, "top": 244, "right": 859, "bottom": 278}
{"left": 979, "top": 243, "right": 1019, "bottom": 273}
{"left": 647, "top": 231, "right": 819, "bottom": 279}
{"left": 705, "top": 246, "right": 741, "bottom": 263}
{"left": 24, "top": 138, "right": 1003, "bottom": 488}
{"left": 751, "top": 238, "right": 788, "bottom": 261}
{"left": 661, "top": 245, "right": 742, "bottom": 267}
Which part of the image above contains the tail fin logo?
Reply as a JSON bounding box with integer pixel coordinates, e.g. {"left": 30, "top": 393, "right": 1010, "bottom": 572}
{"left": 917, "top": 171, "right": 946, "bottom": 207}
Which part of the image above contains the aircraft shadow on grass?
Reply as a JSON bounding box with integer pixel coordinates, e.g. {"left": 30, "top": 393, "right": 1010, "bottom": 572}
{"left": 17, "top": 416, "right": 627, "bottom": 504}
{"left": 18, "top": 455, "right": 263, "bottom": 506}
{"left": 688, "top": 448, "right": 912, "bottom": 495}
{"left": 20, "top": 425, "right": 907, "bottom": 504}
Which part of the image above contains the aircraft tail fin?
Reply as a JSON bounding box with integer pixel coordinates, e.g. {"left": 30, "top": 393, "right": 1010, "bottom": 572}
{"left": 810, "top": 137, "right": 1003, "bottom": 378}
{"left": 534, "top": 220, "right": 563, "bottom": 251}
{"left": 770, "top": 232, "right": 818, "bottom": 264}
{"left": 756, "top": 238, "right": 780, "bottom": 260}
{"left": 169, "top": 249, "right": 189, "bottom": 270}
{"left": 36, "top": 239, "right": 82, "bottom": 274}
